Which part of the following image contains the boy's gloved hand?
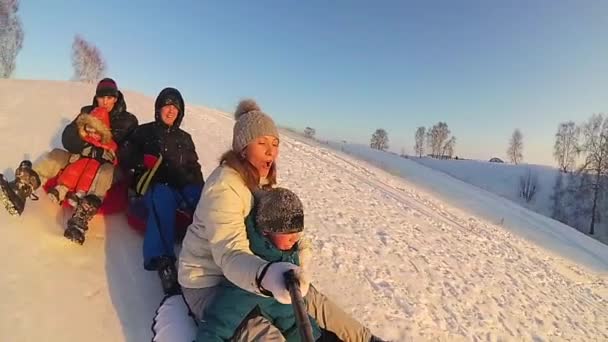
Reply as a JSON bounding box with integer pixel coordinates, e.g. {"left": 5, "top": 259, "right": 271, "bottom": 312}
{"left": 81, "top": 145, "right": 115, "bottom": 164}
{"left": 102, "top": 150, "right": 116, "bottom": 164}
{"left": 143, "top": 154, "right": 159, "bottom": 169}
{"left": 258, "top": 262, "right": 310, "bottom": 304}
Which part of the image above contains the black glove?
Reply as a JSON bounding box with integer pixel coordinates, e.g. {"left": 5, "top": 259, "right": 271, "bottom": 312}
{"left": 81, "top": 145, "right": 115, "bottom": 164}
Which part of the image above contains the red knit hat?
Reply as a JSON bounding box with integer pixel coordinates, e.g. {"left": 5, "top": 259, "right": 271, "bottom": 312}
{"left": 96, "top": 78, "right": 118, "bottom": 98}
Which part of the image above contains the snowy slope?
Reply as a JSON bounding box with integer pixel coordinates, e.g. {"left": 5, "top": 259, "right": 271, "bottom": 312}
{"left": 1, "top": 80, "right": 607, "bottom": 341}
{"left": 325, "top": 142, "right": 608, "bottom": 273}
{"left": 413, "top": 157, "right": 608, "bottom": 244}
{"left": 414, "top": 158, "right": 559, "bottom": 216}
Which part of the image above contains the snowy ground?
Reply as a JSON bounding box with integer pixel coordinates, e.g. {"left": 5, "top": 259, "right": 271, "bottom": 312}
{"left": 414, "top": 158, "right": 559, "bottom": 217}
{"left": 1, "top": 80, "right": 607, "bottom": 341}
{"left": 325, "top": 142, "right": 608, "bottom": 273}
{"left": 413, "top": 156, "right": 608, "bottom": 244}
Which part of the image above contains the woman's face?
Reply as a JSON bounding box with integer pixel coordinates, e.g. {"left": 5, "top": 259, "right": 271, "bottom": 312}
{"left": 245, "top": 135, "right": 279, "bottom": 178}
{"left": 265, "top": 232, "right": 301, "bottom": 251}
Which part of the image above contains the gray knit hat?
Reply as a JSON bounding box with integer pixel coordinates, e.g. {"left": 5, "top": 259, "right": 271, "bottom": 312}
{"left": 232, "top": 99, "right": 279, "bottom": 152}
{"left": 253, "top": 187, "right": 304, "bottom": 234}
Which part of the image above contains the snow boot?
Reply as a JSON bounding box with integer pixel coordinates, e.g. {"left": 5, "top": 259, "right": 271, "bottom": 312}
{"left": 0, "top": 160, "right": 41, "bottom": 216}
{"left": 64, "top": 194, "right": 102, "bottom": 245}
{"left": 48, "top": 185, "right": 69, "bottom": 205}
{"left": 65, "top": 190, "right": 85, "bottom": 208}
{"left": 370, "top": 336, "right": 390, "bottom": 342}
{"left": 47, "top": 188, "right": 61, "bottom": 204}
{"left": 157, "top": 256, "right": 181, "bottom": 296}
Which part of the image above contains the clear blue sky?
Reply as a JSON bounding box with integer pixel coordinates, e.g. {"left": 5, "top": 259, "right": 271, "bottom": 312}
{"left": 13, "top": 0, "right": 608, "bottom": 166}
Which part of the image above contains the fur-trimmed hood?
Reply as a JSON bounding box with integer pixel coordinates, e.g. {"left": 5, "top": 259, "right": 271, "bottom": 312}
{"left": 76, "top": 109, "right": 113, "bottom": 144}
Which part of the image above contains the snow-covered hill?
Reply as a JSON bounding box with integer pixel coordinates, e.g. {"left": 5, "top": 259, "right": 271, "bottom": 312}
{"left": 1, "top": 80, "right": 607, "bottom": 341}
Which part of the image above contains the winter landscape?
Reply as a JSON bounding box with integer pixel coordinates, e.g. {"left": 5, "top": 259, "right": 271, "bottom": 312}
{"left": 3, "top": 1, "right": 608, "bottom": 341}
{"left": 1, "top": 79, "right": 608, "bottom": 341}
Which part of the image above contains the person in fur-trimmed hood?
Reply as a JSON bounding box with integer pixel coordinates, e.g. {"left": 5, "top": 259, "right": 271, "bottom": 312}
{"left": 48, "top": 106, "right": 118, "bottom": 209}
{"left": 0, "top": 78, "right": 138, "bottom": 245}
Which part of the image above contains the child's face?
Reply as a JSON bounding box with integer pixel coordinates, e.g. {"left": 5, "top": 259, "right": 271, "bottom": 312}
{"left": 85, "top": 125, "right": 101, "bottom": 141}
{"left": 265, "top": 232, "right": 301, "bottom": 251}
{"left": 160, "top": 104, "right": 179, "bottom": 126}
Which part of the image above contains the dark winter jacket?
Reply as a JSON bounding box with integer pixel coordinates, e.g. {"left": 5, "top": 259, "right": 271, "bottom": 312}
{"left": 195, "top": 216, "right": 321, "bottom": 342}
{"left": 61, "top": 90, "right": 138, "bottom": 166}
{"left": 119, "top": 88, "right": 204, "bottom": 190}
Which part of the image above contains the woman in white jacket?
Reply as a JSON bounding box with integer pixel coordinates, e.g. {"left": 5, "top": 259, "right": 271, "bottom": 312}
{"left": 178, "top": 100, "right": 380, "bottom": 341}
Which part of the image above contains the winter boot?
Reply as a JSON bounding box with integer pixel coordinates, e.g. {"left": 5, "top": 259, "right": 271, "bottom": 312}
{"left": 65, "top": 190, "right": 85, "bottom": 208}
{"left": 0, "top": 160, "right": 41, "bottom": 216}
{"left": 64, "top": 194, "right": 102, "bottom": 245}
{"left": 48, "top": 185, "right": 69, "bottom": 205}
{"left": 157, "top": 256, "right": 181, "bottom": 296}
{"left": 370, "top": 336, "right": 390, "bottom": 342}
{"left": 47, "top": 188, "right": 61, "bottom": 204}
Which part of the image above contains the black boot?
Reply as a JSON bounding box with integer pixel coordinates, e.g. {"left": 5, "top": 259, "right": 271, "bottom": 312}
{"left": 65, "top": 191, "right": 82, "bottom": 208}
{"left": 64, "top": 194, "right": 102, "bottom": 245}
{"left": 0, "top": 160, "right": 41, "bottom": 216}
{"left": 157, "top": 256, "right": 181, "bottom": 296}
{"left": 47, "top": 188, "right": 61, "bottom": 204}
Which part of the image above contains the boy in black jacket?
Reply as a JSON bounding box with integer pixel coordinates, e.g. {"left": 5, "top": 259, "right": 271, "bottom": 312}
{"left": 120, "top": 87, "right": 204, "bottom": 295}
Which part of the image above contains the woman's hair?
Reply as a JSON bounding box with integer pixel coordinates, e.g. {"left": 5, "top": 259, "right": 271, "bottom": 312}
{"left": 220, "top": 150, "right": 276, "bottom": 191}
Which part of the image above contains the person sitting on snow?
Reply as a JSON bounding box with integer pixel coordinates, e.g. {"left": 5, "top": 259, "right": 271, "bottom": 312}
{"left": 179, "top": 99, "right": 385, "bottom": 342}
{"left": 119, "top": 87, "right": 204, "bottom": 296}
{"left": 0, "top": 78, "right": 138, "bottom": 244}
{"left": 48, "top": 106, "right": 118, "bottom": 210}
{"left": 196, "top": 187, "right": 323, "bottom": 341}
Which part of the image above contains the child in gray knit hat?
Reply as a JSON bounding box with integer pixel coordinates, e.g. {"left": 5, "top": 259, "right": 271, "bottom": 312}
{"left": 253, "top": 187, "right": 305, "bottom": 250}
{"left": 195, "top": 187, "right": 321, "bottom": 341}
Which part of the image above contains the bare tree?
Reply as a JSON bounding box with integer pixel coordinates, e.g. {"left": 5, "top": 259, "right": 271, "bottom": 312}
{"left": 443, "top": 136, "right": 456, "bottom": 159}
{"left": 71, "top": 35, "right": 106, "bottom": 83}
{"left": 414, "top": 126, "right": 425, "bottom": 157}
{"left": 571, "top": 172, "right": 594, "bottom": 232}
{"left": 427, "top": 122, "right": 452, "bottom": 158}
{"left": 0, "top": 0, "right": 23, "bottom": 78}
{"left": 370, "top": 128, "right": 389, "bottom": 151}
{"left": 577, "top": 114, "right": 608, "bottom": 235}
{"left": 553, "top": 121, "right": 580, "bottom": 173}
{"left": 304, "top": 127, "right": 316, "bottom": 139}
{"left": 507, "top": 129, "right": 524, "bottom": 164}
{"left": 519, "top": 168, "right": 539, "bottom": 203}
{"left": 551, "top": 172, "right": 566, "bottom": 222}
{"left": 425, "top": 127, "right": 433, "bottom": 156}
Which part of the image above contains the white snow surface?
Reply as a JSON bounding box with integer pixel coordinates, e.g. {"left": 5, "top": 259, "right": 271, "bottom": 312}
{"left": 325, "top": 142, "right": 608, "bottom": 274}
{"left": 413, "top": 156, "right": 608, "bottom": 244}
{"left": 1, "top": 80, "right": 607, "bottom": 341}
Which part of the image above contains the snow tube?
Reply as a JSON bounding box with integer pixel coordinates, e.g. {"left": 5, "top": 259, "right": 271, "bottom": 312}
{"left": 42, "top": 176, "right": 129, "bottom": 215}
{"left": 152, "top": 294, "right": 197, "bottom": 342}
{"left": 126, "top": 197, "right": 193, "bottom": 241}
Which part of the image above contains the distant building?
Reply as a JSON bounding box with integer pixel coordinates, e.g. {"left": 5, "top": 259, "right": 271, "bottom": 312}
{"left": 489, "top": 157, "right": 504, "bottom": 163}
